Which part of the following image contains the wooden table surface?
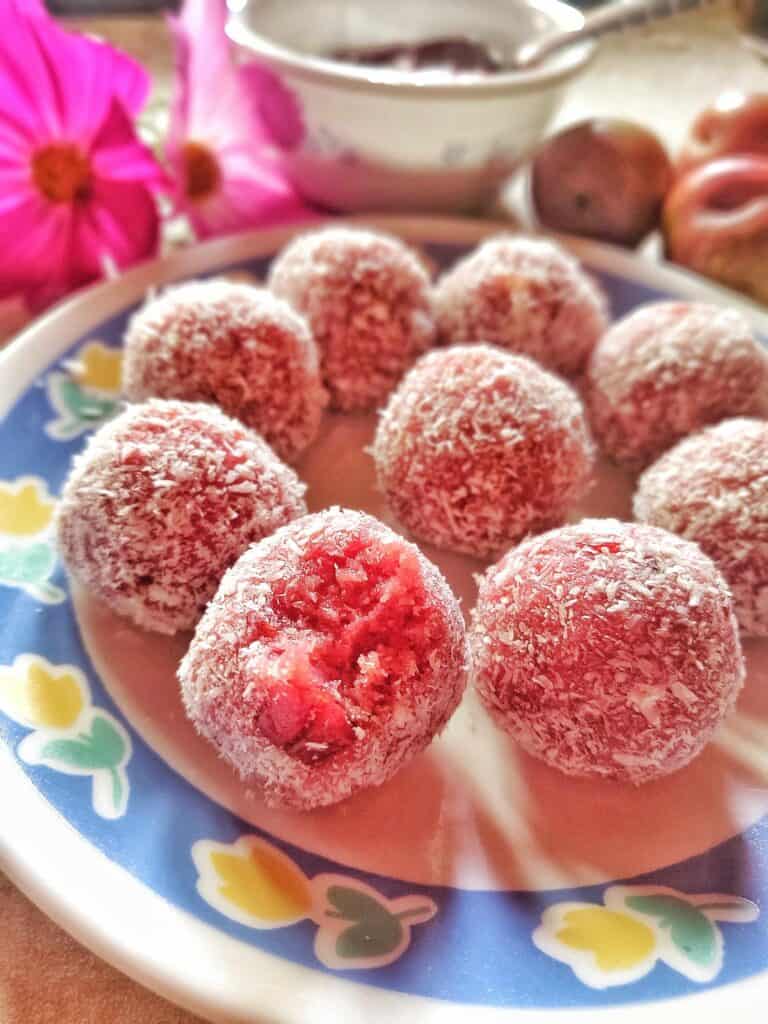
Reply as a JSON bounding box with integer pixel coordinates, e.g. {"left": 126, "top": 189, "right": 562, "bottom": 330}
{"left": 1, "top": 4, "right": 766, "bottom": 1023}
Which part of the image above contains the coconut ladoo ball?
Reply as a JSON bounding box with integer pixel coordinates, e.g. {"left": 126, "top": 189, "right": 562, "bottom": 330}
{"left": 371, "top": 344, "right": 595, "bottom": 558}
{"left": 433, "top": 234, "right": 609, "bottom": 377}
{"left": 586, "top": 300, "right": 766, "bottom": 468}
{"left": 268, "top": 226, "right": 436, "bottom": 411}
{"left": 635, "top": 418, "right": 768, "bottom": 637}
{"left": 55, "top": 399, "right": 307, "bottom": 635}
{"left": 178, "top": 508, "right": 469, "bottom": 810}
{"left": 123, "top": 279, "right": 328, "bottom": 463}
{"left": 470, "top": 519, "right": 745, "bottom": 783}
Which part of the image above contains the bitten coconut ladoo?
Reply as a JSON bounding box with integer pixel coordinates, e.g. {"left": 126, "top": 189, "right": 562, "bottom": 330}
{"left": 371, "top": 344, "right": 595, "bottom": 558}
{"left": 586, "top": 300, "right": 766, "bottom": 467}
{"left": 123, "top": 280, "right": 328, "bottom": 463}
{"left": 433, "top": 234, "right": 609, "bottom": 377}
{"left": 635, "top": 418, "right": 768, "bottom": 637}
{"left": 470, "top": 519, "right": 744, "bottom": 783}
{"left": 56, "top": 399, "right": 306, "bottom": 635}
{"left": 268, "top": 226, "right": 435, "bottom": 411}
{"left": 178, "top": 508, "right": 469, "bottom": 810}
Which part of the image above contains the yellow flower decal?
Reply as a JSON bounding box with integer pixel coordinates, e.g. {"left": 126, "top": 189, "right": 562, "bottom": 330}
{"left": 0, "top": 477, "right": 65, "bottom": 604}
{"left": 46, "top": 340, "right": 121, "bottom": 441}
{"left": 0, "top": 477, "right": 55, "bottom": 538}
{"left": 556, "top": 907, "right": 655, "bottom": 976}
{"left": 193, "top": 836, "right": 312, "bottom": 929}
{"left": 534, "top": 885, "right": 759, "bottom": 989}
{"left": 67, "top": 341, "right": 123, "bottom": 394}
{"left": 0, "top": 655, "right": 87, "bottom": 731}
{"left": 0, "top": 655, "right": 132, "bottom": 820}
{"left": 193, "top": 836, "right": 437, "bottom": 969}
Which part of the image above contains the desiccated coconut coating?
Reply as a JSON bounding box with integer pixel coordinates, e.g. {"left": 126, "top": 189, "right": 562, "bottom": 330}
{"left": 122, "top": 279, "right": 328, "bottom": 463}
{"left": 433, "top": 234, "right": 609, "bottom": 377}
{"left": 470, "top": 519, "right": 744, "bottom": 783}
{"left": 55, "top": 399, "right": 306, "bottom": 635}
{"left": 586, "top": 301, "right": 766, "bottom": 468}
{"left": 635, "top": 418, "right": 768, "bottom": 637}
{"left": 371, "top": 344, "right": 596, "bottom": 558}
{"left": 268, "top": 226, "right": 436, "bottom": 411}
{"left": 178, "top": 508, "right": 469, "bottom": 809}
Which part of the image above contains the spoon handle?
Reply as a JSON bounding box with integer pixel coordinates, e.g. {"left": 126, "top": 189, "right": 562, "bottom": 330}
{"left": 515, "top": 0, "right": 714, "bottom": 69}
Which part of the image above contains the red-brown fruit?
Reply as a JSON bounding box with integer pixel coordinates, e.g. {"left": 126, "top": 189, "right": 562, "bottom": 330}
{"left": 677, "top": 91, "right": 768, "bottom": 177}
{"left": 663, "top": 155, "right": 768, "bottom": 304}
{"left": 531, "top": 118, "right": 672, "bottom": 247}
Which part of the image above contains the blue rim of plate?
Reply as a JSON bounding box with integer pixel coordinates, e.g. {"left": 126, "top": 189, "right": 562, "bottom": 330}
{"left": 1, "top": 217, "right": 767, "bottom": 1021}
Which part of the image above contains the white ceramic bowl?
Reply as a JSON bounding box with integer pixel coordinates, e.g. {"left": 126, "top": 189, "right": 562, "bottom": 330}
{"left": 227, "top": 0, "right": 595, "bottom": 213}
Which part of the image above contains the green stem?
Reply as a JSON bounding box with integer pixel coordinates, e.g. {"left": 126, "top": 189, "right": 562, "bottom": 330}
{"left": 109, "top": 767, "right": 123, "bottom": 810}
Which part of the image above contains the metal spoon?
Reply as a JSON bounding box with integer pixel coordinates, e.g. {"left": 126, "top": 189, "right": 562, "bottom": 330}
{"left": 513, "top": 0, "right": 716, "bottom": 70}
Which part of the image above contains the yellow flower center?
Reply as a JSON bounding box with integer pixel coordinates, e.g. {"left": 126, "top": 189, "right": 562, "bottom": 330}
{"left": 182, "top": 141, "right": 220, "bottom": 200}
{"left": 32, "top": 143, "right": 92, "bottom": 203}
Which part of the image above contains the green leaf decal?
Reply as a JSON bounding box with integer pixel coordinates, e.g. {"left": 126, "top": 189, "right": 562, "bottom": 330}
{"left": 325, "top": 886, "right": 433, "bottom": 960}
{"left": 327, "top": 886, "right": 392, "bottom": 922}
{"left": 40, "top": 713, "right": 126, "bottom": 772}
{"left": 327, "top": 886, "right": 402, "bottom": 959}
{"left": 57, "top": 378, "right": 117, "bottom": 422}
{"left": 0, "top": 542, "right": 56, "bottom": 586}
{"left": 89, "top": 714, "right": 127, "bottom": 767}
{"left": 335, "top": 915, "right": 403, "bottom": 960}
{"left": 625, "top": 895, "right": 717, "bottom": 966}
{"left": 39, "top": 736, "right": 100, "bottom": 770}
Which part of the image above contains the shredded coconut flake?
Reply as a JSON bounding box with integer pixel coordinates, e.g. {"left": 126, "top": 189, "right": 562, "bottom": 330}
{"left": 268, "top": 226, "right": 436, "bottom": 411}
{"left": 371, "top": 344, "right": 595, "bottom": 558}
{"left": 55, "top": 399, "right": 307, "bottom": 634}
{"left": 635, "top": 417, "right": 768, "bottom": 636}
{"left": 469, "top": 518, "right": 744, "bottom": 783}
{"left": 178, "top": 508, "right": 469, "bottom": 809}
{"left": 433, "top": 234, "right": 608, "bottom": 377}
{"left": 123, "top": 278, "right": 328, "bottom": 463}
{"left": 586, "top": 301, "right": 767, "bottom": 467}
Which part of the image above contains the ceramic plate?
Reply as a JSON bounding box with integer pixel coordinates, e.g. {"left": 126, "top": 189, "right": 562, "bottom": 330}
{"left": 1, "top": 216, "right": 767, "bottom": 1024}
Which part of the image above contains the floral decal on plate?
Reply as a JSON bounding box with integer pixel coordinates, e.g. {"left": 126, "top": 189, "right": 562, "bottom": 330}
{"left": 533, "top": 884, "right": 759, "bottom": 989}
{"left": 45, "top": 340, "right": 123, "bottom": 440}
{"left": 193, "top": 835, "right": 437, "bottom": 970}
{"left": 0, "top": 655, "right": 132, "bottom": 819}
{"left": 0, "top": 476, "right": 65, "bottom": 603}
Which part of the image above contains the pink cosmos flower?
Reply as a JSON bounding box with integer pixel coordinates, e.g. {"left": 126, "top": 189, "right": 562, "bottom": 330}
{"left": 0, "top": 0, "right": 165, "bottom": 310}
{"left": 167, "top": 0, "right": 312, "bottom": 240}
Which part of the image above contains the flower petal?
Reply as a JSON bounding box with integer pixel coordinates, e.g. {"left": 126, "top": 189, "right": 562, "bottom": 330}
{"left": 89, "top": 99, "right": 167, "bottom": 188}
{"left": 241, "top": 63, "right": 306, "bottom": 150}
{"left": 0, "top": 3, "right": 65, "bottom": 140}
{"left": 186, "top": 168, "right": 312, "bottom": 239}
{"left": 0, "top": 189, "right": 70, "bottom": 300}
{"left": 0, "top": 0, "right": 150, "bottom": 151}
{"left": 167, "top": 0, "right": 268, "bottom": 151}
{"left": 73, "top": 178, "right": 160, "bottom": 276}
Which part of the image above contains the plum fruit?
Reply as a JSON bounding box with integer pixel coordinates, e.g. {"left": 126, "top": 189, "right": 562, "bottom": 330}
{"left": 530, "top": 119, "right": 672, "bottom": 247}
